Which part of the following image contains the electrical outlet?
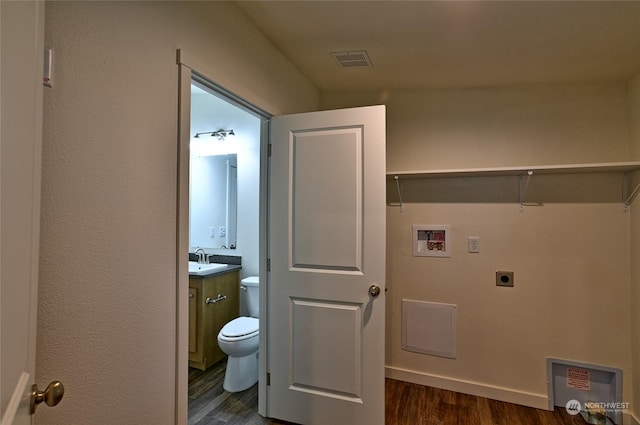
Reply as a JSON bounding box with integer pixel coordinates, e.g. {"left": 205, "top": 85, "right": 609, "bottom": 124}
{"left": 468, "top": 237, "right": 480, "bottom": 253}
{"left": 219, "top": 226, "right": 226, "bottom": 237}
{"left": 496, "top": 271, "right": 514, "bottom": 287}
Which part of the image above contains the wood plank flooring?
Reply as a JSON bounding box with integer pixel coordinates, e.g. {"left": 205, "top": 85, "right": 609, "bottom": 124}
{"left": 384, "top": 379, "right": 587, "bottom": 425}
{"left": 189, "top": 359, "right": 588, "bottom": 425}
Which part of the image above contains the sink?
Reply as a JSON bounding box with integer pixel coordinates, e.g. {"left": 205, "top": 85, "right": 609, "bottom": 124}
{"left": 188, "top": 261, "right": 227, "bottom": 276}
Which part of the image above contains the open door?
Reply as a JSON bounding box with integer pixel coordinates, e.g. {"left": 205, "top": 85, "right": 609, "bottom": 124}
{"left": 1, "top": 1, "right": 51, "bottom": 424}
{"left": 268, "top": 105, "right": 386, "bottom": 424}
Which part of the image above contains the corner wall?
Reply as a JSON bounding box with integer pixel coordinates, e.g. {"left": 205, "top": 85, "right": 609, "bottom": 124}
{"left": 38, "top": 2, "right": 318, "bottom": 424}
{"left": 628, "top": 72, "right": 640, "bottom": 423}
{"left": 323, "top": 83, "right": 633, "bottom": 408}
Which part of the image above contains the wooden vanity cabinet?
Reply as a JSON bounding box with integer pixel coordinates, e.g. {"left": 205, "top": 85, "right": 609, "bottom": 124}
{"left": 188, "top": 270, "right": 239, "bottom": 371}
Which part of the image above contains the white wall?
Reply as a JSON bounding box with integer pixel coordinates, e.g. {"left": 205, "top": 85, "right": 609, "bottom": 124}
{"left": 323, "top": 83, "right": 631, "bottom": 171}
{"left": 628, "top": 72, "right": 640, "bottom": 423}
{"left": 323, "top": 83, "right": 634, "bottom": 408}
{"left": 234, "top": 120, "right": 261, "bottom": 278}
{"left": 38, "top": 2, "right": 318, "bottom": 424}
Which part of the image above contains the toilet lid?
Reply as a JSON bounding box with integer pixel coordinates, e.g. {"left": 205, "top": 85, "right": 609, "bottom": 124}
{"left": 221, "top": 317, "right": 259, "bottom": 338}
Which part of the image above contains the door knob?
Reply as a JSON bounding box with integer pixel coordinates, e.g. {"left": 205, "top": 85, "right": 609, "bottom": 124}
{"left": 31, "top": 381, "right": 64, "bottom": 414}
{"left": 368, "top": 284, "right": 381, "bottom": 298}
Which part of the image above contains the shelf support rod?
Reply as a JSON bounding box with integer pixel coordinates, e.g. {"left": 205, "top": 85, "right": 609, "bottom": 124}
{"left": 394, "top": 175, "right": 404, "bottom": 212}
{"left": 519, "top": 170, "right": 534, "bottom": 212}
{"left": 624, "top": 172, "right": 640, "bottom": 211}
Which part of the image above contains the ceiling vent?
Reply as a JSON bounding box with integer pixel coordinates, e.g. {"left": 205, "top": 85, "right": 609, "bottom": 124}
{"left": 331, "top": 50, "right": 373, "bottom": 69}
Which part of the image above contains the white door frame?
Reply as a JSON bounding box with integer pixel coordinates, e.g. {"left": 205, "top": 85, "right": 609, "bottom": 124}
{"left": 175, "top": 52, "right": 272, "bottom": 424}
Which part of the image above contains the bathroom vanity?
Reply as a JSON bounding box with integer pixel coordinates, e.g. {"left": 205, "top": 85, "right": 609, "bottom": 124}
{"left": 189, "top": 267, "right": 240, "bottom": 371}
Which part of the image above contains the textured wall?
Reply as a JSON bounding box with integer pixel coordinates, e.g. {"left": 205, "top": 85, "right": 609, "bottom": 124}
{"left": 323, "top": 84, "right": 634, "bottom": 408}
{"left": 322, "top": 83, "right": 631, "bottom": 171}
{"left": 385, "top": 199, "right": 631, "bottom": 407}
{"left": 38, "top": 2, "right": 317, "bottom": 424}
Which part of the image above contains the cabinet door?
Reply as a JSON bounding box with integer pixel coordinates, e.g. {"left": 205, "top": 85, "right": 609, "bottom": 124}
{"left": 203, "top": 272, "right": 240, "bottom": 367}
{"left": 212, "top": 272, "right": 240, "bottom": 337}
{"left": 189, "top": 271, "right": 240, "bottom": 370}
{"left": 188, "top": 287, "right": 198, "bottom": 354}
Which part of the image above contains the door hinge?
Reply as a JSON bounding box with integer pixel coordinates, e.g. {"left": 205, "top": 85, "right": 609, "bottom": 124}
{"left": 268, "top": 144, "right": 272, "bottom": 157}
{"left": 267, "top": 258, "right": 271, "bottom": 272}
{"left": 267, "top": 372, "right": 271, "bottom": 386}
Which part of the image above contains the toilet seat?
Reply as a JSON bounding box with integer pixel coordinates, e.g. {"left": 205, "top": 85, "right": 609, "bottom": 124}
{"left": 220, "top": 317, "right": 259, "bottom": 341}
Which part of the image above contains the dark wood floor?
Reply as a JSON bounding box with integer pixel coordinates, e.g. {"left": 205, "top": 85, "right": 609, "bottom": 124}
{"left": 189, "top": 359, "right": 588, "bottom": 425}
{"left": 189, "top": 360, "right": 275, "bottom": 425}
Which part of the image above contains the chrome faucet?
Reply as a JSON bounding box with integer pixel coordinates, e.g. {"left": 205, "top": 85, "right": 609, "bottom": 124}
{"left": 194, "top": 248, "right": 206, "bottom": 264}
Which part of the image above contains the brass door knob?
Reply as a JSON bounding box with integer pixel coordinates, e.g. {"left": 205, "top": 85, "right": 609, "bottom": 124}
{"left": 368, "top": 284, "right": 381, "bottom": 298}
{"left": 31, "top": 381, "right": 64, "bottom": 414}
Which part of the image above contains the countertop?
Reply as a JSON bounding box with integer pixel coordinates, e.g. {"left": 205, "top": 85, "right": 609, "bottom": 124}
{"left": 188, "top": 264, "right": 242, "bottom": 279}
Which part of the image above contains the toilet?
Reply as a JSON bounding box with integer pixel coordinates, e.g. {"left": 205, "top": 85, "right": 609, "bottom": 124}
{"left": 217, "top": 276, "right": 259, "bottom": 392}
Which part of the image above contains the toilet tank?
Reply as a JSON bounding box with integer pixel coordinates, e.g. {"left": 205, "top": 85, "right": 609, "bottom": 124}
{"left": 242, "top": 276, "right": 259, "bottom": 318}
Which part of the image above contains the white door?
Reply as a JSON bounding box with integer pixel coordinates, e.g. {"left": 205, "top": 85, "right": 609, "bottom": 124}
{"left": 268, "top": 105, "right": 386, "bottom": 425}
{"left": 1, "top": 1, "right": 45, "bottom": 424}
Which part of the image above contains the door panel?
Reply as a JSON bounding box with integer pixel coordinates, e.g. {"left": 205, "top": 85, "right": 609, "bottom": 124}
{"left": 0, "top": 1, "right": 44, "bottom": 424}
{"left": 268, "top": 105, "right": 386, "bottom": 425}
{"left": 291, "top": 127, "right": 362, "bottom": 271}
{"left": 291, "top": 298, "right": 362, "bottom": 400}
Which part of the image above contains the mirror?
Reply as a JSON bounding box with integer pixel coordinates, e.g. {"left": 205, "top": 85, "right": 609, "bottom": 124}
{"left": 189, "top": 153, "right": 237, "bottom": 249}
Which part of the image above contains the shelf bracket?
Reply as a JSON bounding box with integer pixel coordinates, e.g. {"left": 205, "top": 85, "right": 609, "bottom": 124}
{"left": 519, "top": 170, "right": 534, "bottom": 212}
{"left": 624, "top": 171, "right": 640, "bottom": 211}
{"left": 393, "top": 175, "right": 404, "bottom": 212}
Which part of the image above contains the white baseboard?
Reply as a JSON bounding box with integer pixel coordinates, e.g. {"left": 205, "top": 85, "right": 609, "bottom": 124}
{"left": 385, "top": 366, "right": 549, "bottom": 410}
{"left": 625, "top": 412, "right": 640, "bottom": 425}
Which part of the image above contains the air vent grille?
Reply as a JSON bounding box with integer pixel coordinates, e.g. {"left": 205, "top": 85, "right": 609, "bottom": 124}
{"left": 331, "top": 50, "right": 373, "bottom": 69}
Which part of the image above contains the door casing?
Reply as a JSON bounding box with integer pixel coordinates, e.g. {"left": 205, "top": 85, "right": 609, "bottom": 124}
{"left": 176, "top": 56, "right": 272, "bottom": 424}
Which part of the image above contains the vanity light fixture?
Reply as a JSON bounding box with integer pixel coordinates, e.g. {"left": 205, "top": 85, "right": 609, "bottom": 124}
{"left": 193, "top": 129, "right": 235, "bottom": 141}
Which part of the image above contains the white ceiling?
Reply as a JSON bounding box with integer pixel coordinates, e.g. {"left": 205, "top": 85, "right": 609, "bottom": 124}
{"left": 232, "top": 1, "right": 640, "bottom": 91}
